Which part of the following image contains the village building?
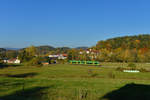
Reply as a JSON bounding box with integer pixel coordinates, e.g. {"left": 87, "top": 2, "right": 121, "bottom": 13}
{"left": 49, "top": 55, "right": 59, "bottom": 58}
{"left": 4, "top": 58, "right": 21, "bottom": 64}
{"left": 41, "top": 61, "right": 49, "bottom": 65}
{"left": 79, "top": 49, "right": 100, "bottom": 59}
{"left": 49, "top": 54, "right": 67, "bottom": 60}
{"left": 58, "top": 54, "right": 67, "bottom": 60}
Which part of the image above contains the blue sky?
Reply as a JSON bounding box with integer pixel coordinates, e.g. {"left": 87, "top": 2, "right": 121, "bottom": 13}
{"left": 0, "top": 0, "right": 150, "bottom": 48}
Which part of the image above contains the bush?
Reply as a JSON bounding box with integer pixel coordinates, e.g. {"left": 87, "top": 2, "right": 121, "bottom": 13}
{"left": 128, "top": 63, "right": 136, "bottom": 68}
{"left": 116, "top": 67, "right": 124, "bottom": 71}
{"left": 139, "top": 68, "right": 150, "bottom": 72}
{"left": 91, "top": 73, "right": 99, "bottom": 77}
{"left": 57, "top": 59, "right": 68, "bottom": 64}
{"left": 50, "top": 59, "right": 56, "bottom": 64}
{"left": 87, "top": 69, "right": 99, "bottom": 77}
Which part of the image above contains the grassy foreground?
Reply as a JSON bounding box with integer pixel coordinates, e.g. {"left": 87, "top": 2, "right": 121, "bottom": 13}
{"left": 1, "top": 63, "right": 150, "bottom": 100}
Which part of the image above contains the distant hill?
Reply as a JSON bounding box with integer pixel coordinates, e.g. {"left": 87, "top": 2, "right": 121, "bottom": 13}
{"left": 18, "top": 45, "right": 71, "bottom": 55}
{"left": 96, "top": 34, "right": 150, "bottom": 49}
{"left": 76, "top": 47, "right": 89, "bottom": 50}
{"left": 36, "top": 45, "right": 55, "bottom": 55}
{"left": 55, "top": 47, "right": 71, "bottom": 54}
{"left": 56, "top": 47, "right": 70, "bottom": 50}
{"left": 5, "top": 48, "right": 21, "bottom": 50}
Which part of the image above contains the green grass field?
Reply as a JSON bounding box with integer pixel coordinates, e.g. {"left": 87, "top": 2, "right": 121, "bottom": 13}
{"left": 1, "top": 63, "right": 150, "bottom": 100}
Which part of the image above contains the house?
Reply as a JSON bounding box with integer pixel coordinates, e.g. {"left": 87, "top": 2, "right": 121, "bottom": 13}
{"left": 4, "top": 58, "right": 21, "bottom": 64}
{"left": 49, "top": 54, "right": 67, "bottom": 60}
{"left": 3, "top": 59, "right": 8, "bottom": 63}
{"left": 58, "top": 54, "right": 67, "bottom": 60}
{"left": 14, "top": 58, "right": 21, "bottom": 64}
{"left": 79, "top": 49, "right": 100, "bottom": 59}
{"left": 86, "top": 50, "right": 90, "bottom": 54}
{"left": 49, "top": 55, "right": 59, "bottom": 58}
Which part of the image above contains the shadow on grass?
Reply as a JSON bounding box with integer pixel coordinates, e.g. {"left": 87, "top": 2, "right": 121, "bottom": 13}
{"left": 101, "top": 83, "right": 150, "bottom": 100}
{"left": 0, "top": 81, "right": 23, "bottom": 87}
{"left": 0, "top": 86, "right": 49, "bottom": 100}
{"left": 0, "top": 63, "right": 21, "bottom": 69}
{"left": 0, "top": 72, "right": 38, "bottom": 78}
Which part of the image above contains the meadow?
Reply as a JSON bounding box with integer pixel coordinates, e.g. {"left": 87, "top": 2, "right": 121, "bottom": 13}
{"left": 1, "top": 63, "right": 150, "bottom": 100}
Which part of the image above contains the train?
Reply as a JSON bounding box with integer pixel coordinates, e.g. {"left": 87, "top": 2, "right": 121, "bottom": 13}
{"left": 69, "top": 60, "right": 100, "bottom": 66}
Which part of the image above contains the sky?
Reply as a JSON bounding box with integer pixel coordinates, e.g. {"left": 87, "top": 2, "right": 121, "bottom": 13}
{"left": 0, "top": 0, "right": 150, "bottom": 48}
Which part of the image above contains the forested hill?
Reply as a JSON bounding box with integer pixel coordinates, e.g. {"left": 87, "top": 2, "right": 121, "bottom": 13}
{"left": 96, "top": 34, "right": 150, "bottom": 50}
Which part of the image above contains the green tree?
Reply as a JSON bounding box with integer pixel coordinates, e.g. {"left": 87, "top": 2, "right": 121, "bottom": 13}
{"left": 18, "top": 46, "right": 37, "bottom": 63}
{"left": 67, "top": 49, "right": 79, "bottom": 60}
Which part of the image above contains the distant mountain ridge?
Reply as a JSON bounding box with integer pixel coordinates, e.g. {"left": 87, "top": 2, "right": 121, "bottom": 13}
{"left": 5, "top": 48, "right": 21, "bottom": 50}
{"left": 75, "top": 47, "right": 88, "bottom": 50}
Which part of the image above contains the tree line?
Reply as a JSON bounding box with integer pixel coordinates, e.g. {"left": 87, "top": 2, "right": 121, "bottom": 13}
{"left": 1, "top": 34, "right": 150, "bottom": 63}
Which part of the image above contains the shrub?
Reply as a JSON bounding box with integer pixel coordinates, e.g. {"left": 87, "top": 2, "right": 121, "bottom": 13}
{"left": 91, "top": 73, "right": 99, "bottom": 77}
{"left": 57, "top": 59, "right": 68, "bottom": 64}
{"left": 139, "top": 68, "right": 150, "bottom": 72}
{"left": 116, "top": 67, "right": 124, "bottom": 71}
{"left": 50, "top": 59, "right": 56, "bottom": 64}
{"left": 87, "top": 69, "right": 99, "bottom": 77}
{"left": 127, "top": 63, "right": 136, "bottom": 69}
